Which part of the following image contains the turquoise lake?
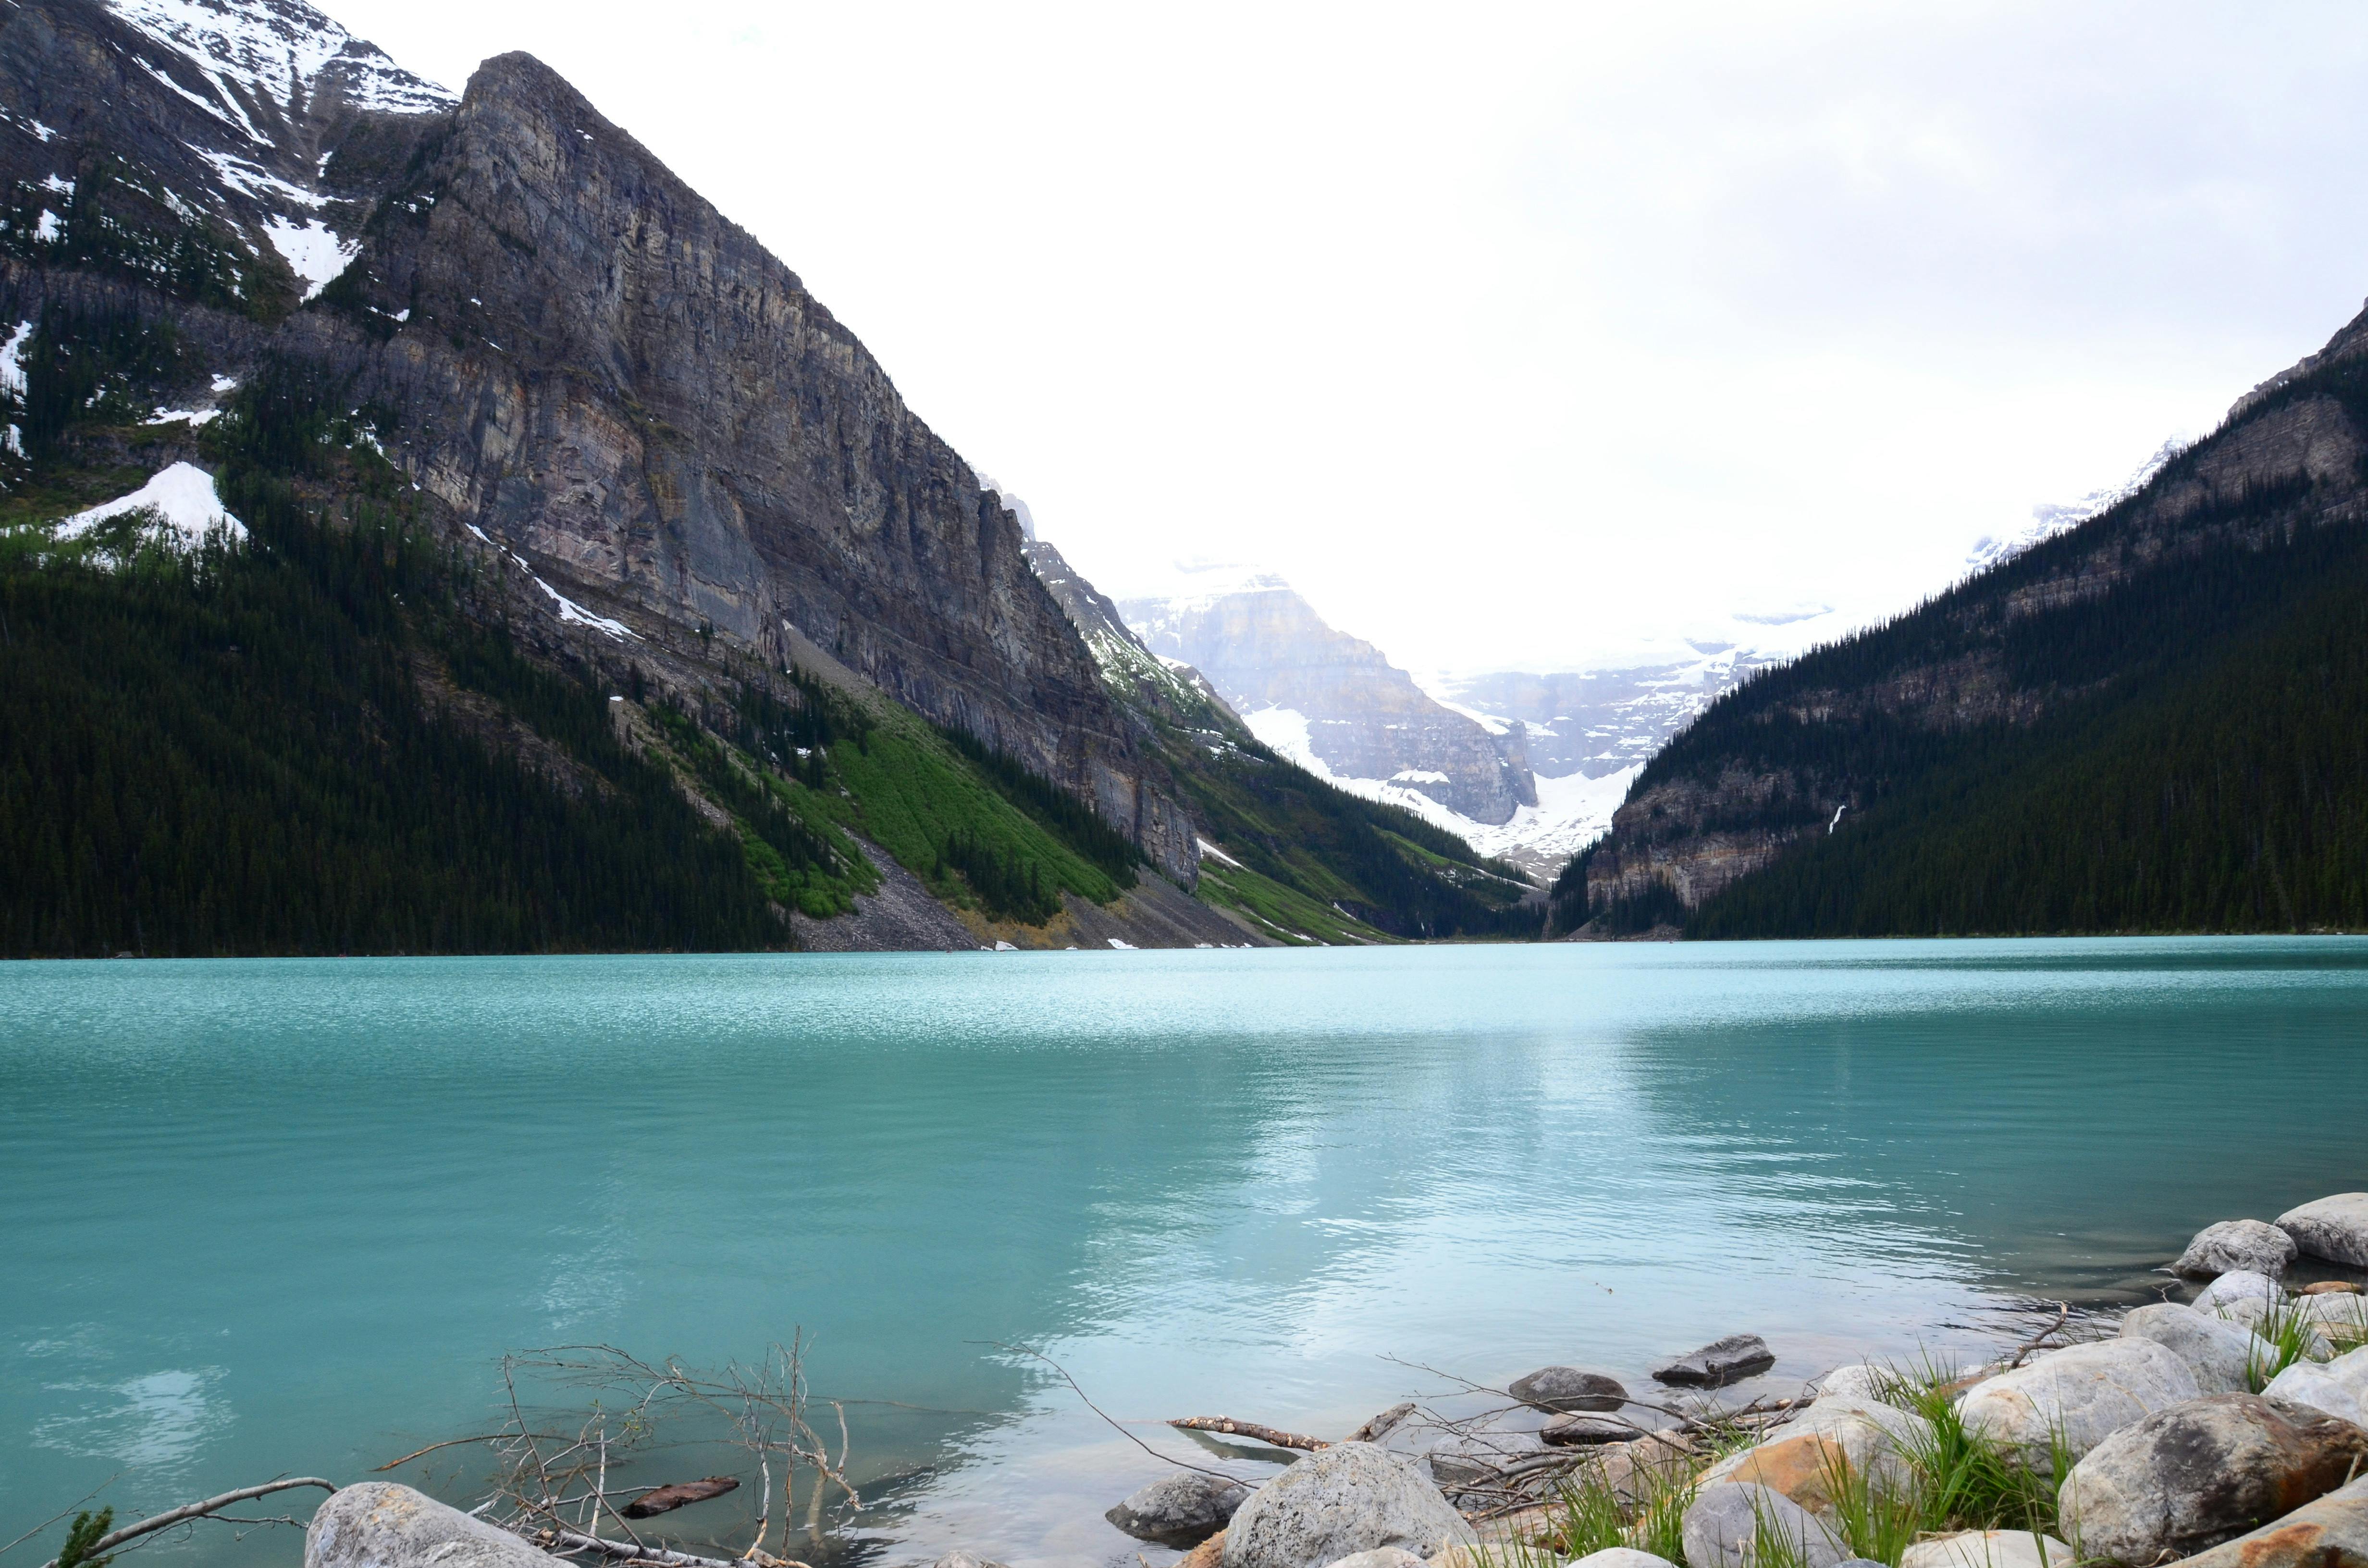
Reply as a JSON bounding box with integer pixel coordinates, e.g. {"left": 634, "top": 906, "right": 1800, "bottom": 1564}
{"left": 6, "top": 939, "right": 2368, "bottom": 1567}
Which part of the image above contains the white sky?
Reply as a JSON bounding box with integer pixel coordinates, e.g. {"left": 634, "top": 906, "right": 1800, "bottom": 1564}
{"left": 329, "top": 0, "right": 2368, "bottom": 674}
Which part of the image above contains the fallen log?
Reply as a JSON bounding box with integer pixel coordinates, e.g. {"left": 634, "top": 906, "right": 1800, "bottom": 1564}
{"left": 1168, "top": 1417, "right": 1329, "bottom": 1452}
{"left": 622, "top": 1479, "right": 740, "bottom": 1519}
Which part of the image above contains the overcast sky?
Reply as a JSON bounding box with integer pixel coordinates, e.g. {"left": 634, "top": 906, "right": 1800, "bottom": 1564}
{"left": 330, "top": 0, "right": 2368, "bottom": 674}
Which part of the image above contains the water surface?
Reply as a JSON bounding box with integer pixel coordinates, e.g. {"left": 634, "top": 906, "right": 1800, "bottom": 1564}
{"left": 6, "top": 940, "right": 2366, "bottom": 1566}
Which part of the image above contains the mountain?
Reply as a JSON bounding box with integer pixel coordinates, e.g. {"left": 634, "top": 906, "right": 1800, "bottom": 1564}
{"left": 1120, "top": 565, "right": 1537, "bottom": 825}
{"left": 1555, "top": 299, "right": 2368, "bottom": 938}
{"left": 0, "top": 0, "right": 1536, "bottom": 954}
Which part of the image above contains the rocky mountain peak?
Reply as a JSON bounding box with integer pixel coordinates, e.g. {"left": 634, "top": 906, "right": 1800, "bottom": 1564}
{"left": 105, "top": 0, "right": 453, "bottom": 135}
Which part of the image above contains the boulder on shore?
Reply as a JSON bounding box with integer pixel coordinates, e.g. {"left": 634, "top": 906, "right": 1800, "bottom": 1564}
{"left": 2118, "top": 1302, "right": 2271, "bottom": 1396}
{"left": 2195, "top": 1270, "right": 2288, "bottom": 1315}
{"left": 2157, "top": 1474, "right": 2368, "bottom": 1568}
{"left": 1315, "top": 1551, "right": 1426, "bottom": 1568}
{"left": 2176, "top": 1220, "right": 2300, "bottom": 1280}
{"left": 1813, "top": 1365, "right": 1894, "bottom": 1403}
{"left": 1653, "top": 1334, "right": 1777, "bottom": 1388}
{"left": 1566, "top": 1552, "right": 1677, "bottom": 1568}
{"left": 1679, "top": 1482, "right": 1846, "bottom": 1568}
{"left": 1896, "top": 1531, "right": 2073, "bottom": 1568}
{"left": 1507, "top": 1366, "right": 1628, "bottom": 1412}
{"left": 1567, "top": 1432, "right": 1698, "bottom": 1508}
{"left": 2057, "top": 1393, "right": 2368, "bottom": 1566}
{"left": 1541, "top": 1412, "right": 1638, "bottom": 1446}
{"left": 1221, "top": 1442, "right": 1476, "bottom": 1568}
{"left": 1696, "top": 1396, "right": 1933, "bottom": 1515}
{"left": 1107, "top": 1471, "right": 1251, "bottom": 1546}
{"left": 1958, "top": 1339, "right": 2199, "bottom": 1468}
{"left": 2277, "top": 1194, "right": 2368, "bottom": 1269}
{"left": 2264, "top": 1348, "right": 2368, "bottom": 1426}
{"left": 307, "top": 1483, "right": 563, "bottom": 1568}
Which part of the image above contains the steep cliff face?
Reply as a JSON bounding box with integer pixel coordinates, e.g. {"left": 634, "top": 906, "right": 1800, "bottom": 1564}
{"left": 0, "top": 0, "right": 1198, "bottom": 885}
{"left": 1122, "top": 573, "right": 1535, "bottom": 825}
{"left": 1568, "top": 296, "right": 2368, "bottom": 931}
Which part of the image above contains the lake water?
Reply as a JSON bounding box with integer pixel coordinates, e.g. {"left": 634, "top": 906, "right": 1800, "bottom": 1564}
{"left": 7, "top": 939, "right": 2368, "bottom": 1568}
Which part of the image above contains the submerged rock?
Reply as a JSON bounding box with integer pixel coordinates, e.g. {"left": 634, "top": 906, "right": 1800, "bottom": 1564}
{"left": 1108, "top": 1471, "right": 1251, "bottom": 1546}
{"left": 2058, "top": 1393, "right": 2368, "bottom": 1566}
{"left": 1221, "top": 1442, "right": 1476, "bottom": 1568}
{"left": 1896, "top": 1531, "right": 2073, "bottom": 1568}
{"left": 1959, "top": 1339, "right": 2199, "bottom": 1467}
{"left": 1541, "top": 1412, "right": 1638, "bottom": 1446}
{"left": 1653, "top": 1334, "right": 1776, "bottom": 1388}
{"left": 2165, "top": 1474, "right": 2368, "bottom": 1568}
{"left": 933, "top": 1555, "right": 1012, "bottom": 1568}
{"left": 2278, "top": 1194, "right": 2368, "bottom": 1269}
{"left": 2176, "top": 1220, "right": 2300, "bottom": 1280}
{"left": 1508, "top": 1366, "right": 1628, "bottom": 1412}
{"left": 308, "top": 1483, "right": 563, "bottom": 1568}
{"left": 2119, "top": 1301, "right": 2271, "bottom": 1395}
{"left": 1680, "top": 1481, "right": 1845, "bottom": 1568}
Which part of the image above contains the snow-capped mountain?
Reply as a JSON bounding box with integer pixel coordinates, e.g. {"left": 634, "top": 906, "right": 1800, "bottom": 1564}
{"left": 1966, "top": 436, "right": 2188, "bottom": 573}
{"left": 1117, "top": 562, "right": 1537, "bottom": 829}
{"left": 5, "top": 0, "right": 454, "bottom": 315}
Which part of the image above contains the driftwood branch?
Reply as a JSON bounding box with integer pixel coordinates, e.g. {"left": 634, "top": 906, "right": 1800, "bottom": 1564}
{"left": 2005, "top": 1302, "right": 2073, "bottom": 1370}
{"left": 37, "top": 1480, "right": 336, "bottom": 1568}
{"left": 542, "top": 1526, "right": 809, "bottom": 1568}
{"left": 1167, "top": 1418, "right": 1329, "bottom": 1453}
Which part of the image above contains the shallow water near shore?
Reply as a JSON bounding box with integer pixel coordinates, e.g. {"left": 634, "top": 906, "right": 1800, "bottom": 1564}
{"left": 7, "top": 938, "right": 2368, "bottom": 1568}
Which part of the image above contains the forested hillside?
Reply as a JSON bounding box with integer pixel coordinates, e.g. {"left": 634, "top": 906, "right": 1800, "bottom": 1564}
{"left": 1554, "top": 316, "right": 2368, "bottom": 939}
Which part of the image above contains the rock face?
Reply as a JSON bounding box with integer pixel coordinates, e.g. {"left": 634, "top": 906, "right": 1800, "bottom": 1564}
{"left": 2120, "top": 1302, "right": 2273, "bottom": 1396}
{"left": 1120, "top": 572, "right": 1533, "bottom": 826}
{"left": 1680, "top": 1482, "right": 1846, "bottom": 1568}
{"left": 0, "top": 0, "right": 1204, "bottom": 887}
{"left": 1509, "top": 1366, "right": 1628, "bottom": 1412}
{"left": 2163, "top": 1474, "right": 2368, "bottom": 1568}
{"left": 308, "top": 1482, "right": 560, "bottom": 1568}
{"left": 1959, "top": 1339, "right": 2201, "bottom": 1467}
{"left": 2058, "top": 1394, "right": 2368, "bottom": 1565}
{"left": 2178, "top": 1220, "right": 2301, "bottom": 1279}
{"left": 1107, "top": 1472, "right": 1251, "bottom": 1547}
{"left": 1653, "top": 1334, "right": 1777, "bottom": 1388}
{"left": 1220, "top": 1444, "right": 1477, "bottom": 1568}
{"left": 2279, "top": 1195, "right": 2368, "bottom": 1268}
{"left": 1896, "top": 1532, "right": 2073, "bottom": 1568}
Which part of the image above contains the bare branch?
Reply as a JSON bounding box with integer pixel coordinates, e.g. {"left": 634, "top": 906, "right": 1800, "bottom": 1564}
{"left": 1168, "top": 1418, "right": 1328, "bottom": 1452}
{"left": 37, "top": 1480, "right": 335, "bottom": 1568}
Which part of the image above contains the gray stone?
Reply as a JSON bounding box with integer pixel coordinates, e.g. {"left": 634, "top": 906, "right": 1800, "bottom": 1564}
{"left": 307, "top": 1483, "right": 563, "bottom": 1568}
{"left": 2299, "top": 1292, "right": 2368, "bottom": 1345}
{"left": 1107, "top": 1471, "right": 1252, "bottom": 1546}
{"left": 1220, "top": 1443, "right": 1477, "bottom": 1568}
{"left": 2176, "top": 1220, "right": 2301, "bottom": 1280}
{"left": 1541, "top": 1412, "right": 1641, "bottom": 1446}
{"left": 1896, "top": 1532, "right": 2073, "bottom": 1568}
{"left": 1508, "top": 1366, "right": 1628, "bottom": 1413}
{"left": 1317, "top": 1551, "right": 1427, "bottom": 1568}
{"left": 2058, "top": 1392, "right": 2368, "bottom": 1565}
{"left": 1959, "top": 1338, "right": 2200, "bottom": 1467}
{"left": 1812, "top": 1365, "right": 1894, "bottom": 1402}
{"left": 2161, "top": 1474, "right": 2368, "bottom": 1568}
{"left": 934, "top": 1556, "right": 1011, "bottom": 1568}
{"left": 2196, "top": 1270, "right": 2289, "bottom": 1315}
{"left": 2264, "top": 1347, "right": 2368, "bottom": 1426}
{"left": 2119, "top": 1301, "right": 2273, "bottom": 1396}
{"left": 2278, "top": 1194, "right": 2368, "bottom": 1269}
{"left": 1679, "top": 1482, "right": 1846, "bottom": 1568}
{"left": 1347, "top": 1403, "right": 1419, "bottom": 1443}
{"left": 1653, "top": 1334, "right": 1777, "bottom": 1388}
{"left": 1567, "top": 1552, "right": 1678, "bottom": 1568}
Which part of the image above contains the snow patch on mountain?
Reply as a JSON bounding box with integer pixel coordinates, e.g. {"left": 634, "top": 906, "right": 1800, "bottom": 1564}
{"left": 55, "top": 462, "right": 247, "bottom": 549}
{"left": 262, "top": 215, "right": 357, "bottom": 298}
{"left": 107, "top": 0, "right": 456, "bottom": 134}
